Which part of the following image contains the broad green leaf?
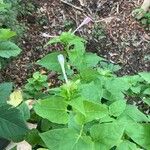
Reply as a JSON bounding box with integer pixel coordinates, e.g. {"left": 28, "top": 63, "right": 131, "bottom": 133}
{"left": 79, "top": 81, "right": 103, "bottom": 103}
{"left": 68, "top": 49, "right": 83, "bottom": 70}
{"left": 75, "top": 112, "right": 86, "bottom": 125}
{"left": 40, "top": 128, "right": 93, "bottom": 150}
{"left": 122, "top": 75, "right": 141, "bottom": 86}
{"left": 0, "top": 103, "right": 28, "bottom": 141}
{"left": 69, "top": 97, "right": 85, "bottom": 115}
{"left": 68, "top": 38, "right": 85, "bottom": 52}
{"left": 130, "top": 86, "right": 141, "bottom": 94}
{"left": 67, "top": 38, "right": 85, "bottom": 70}
{"left": 83, "top": 101, "right": 108, "bottom": 122}
{"left": 83, "top": 52, "right": 102, "bottom": 68}
{"left": 118, "top": 105, "right": 149, "bottom": 122}
{"left": 90, "top": 122, "right": 125, "bottom": 150}
{"left": 18, "top": 102, "right": 30, "bottom": 120}
{"left": 116, "top": 140, "right": 137, "bottom": 150}
{"left": 68, "top": 112, "right": 82, "bottom": 131}
{"left": 34, "top": 97, "right": 68, "bottom": 124}
{"left": 25, "top": 129, "right": 44, "bottom": 147}
{"left": 0, "top": 82, "right": 12, "bottom": 103}
{"left": 109, "top": 100, "right": 126, "bottom": 117}
{"left": 0, "top": 41, "right": 21, "bottom": 58}
{"left": 36, "top": 52, "right": 65, "bottom": 72}
{"left": 125, "top": 122, "right": 150, "bottom": 150}
{"left": 60, "top": 32, "right": 85, "bottom": 45}
{"left": 104, "top": 77, "right": 130, "bottom": 101}
{"left": 80, "top": 68, "right": 99, "bottom": 82}
{"left": 139, "top": 72, "right": 150, "bottom": 83}
{"left": 0, "top": 29, "right": 16, "bottom": 40}
{"left": 8, "top": 89, "right": 23, "bottom": 107}
{"left": 60, "top": 32, "right": 77, "bottom": 43}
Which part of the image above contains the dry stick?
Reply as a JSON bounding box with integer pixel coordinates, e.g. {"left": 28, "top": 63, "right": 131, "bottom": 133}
{"left": 60, "top": 0, "right": 84, "bottom": 12}
{"left": 78, "top": 0, "right": 85, "bottom": 6}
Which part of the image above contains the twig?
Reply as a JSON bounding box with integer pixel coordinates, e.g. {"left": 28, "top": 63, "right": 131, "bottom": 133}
{"left": 60, "top": 0, "right": 84, "bottom": 12}
{"left": 95, "top": 16, "right": 117, "bottom": 24}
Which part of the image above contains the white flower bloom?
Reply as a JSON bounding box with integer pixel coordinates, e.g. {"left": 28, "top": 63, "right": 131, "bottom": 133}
{"left": 58, "top": 54, "right": 68, "bottom": 84}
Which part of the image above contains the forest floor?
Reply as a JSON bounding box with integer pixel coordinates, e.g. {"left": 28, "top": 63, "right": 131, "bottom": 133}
{"left": 1, "top": 0, "right": 150, "bottom": 87}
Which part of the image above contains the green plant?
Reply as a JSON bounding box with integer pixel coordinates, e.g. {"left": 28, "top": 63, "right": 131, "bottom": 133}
{"left": 0, "top": 28, "right": 21, "bottom": 69}
{"left": 142, "top": 12, "right": 150, "bottom": 26}
{"left": 0, "top": 82, "right": 29, "bottom": 142}
{"left": 0, "top": 0, "right": 25, "bottom": 36}
{"left": 24, "top": 71, "right": 48, "bottom": 98}
{"left": 22, "top": 32, "right": 150, "bottom": 149}
{"left": 124, "top": 72, "right": 150, "bottom": 107}
{"left": 132, "top": 8, "right": 150, "bottom": 30}
{"left": 0, "top": 1, "right": 21, "bottom": 68}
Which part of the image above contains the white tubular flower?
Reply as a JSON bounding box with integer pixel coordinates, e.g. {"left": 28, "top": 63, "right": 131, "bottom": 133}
{"left": 58, "top": 54, "right": 69, "bottom": 84}
{"left": 73, "top": 16, "right": 92, "bottom": 33}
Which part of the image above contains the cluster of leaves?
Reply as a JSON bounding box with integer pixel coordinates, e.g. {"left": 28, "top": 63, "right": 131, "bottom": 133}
{"left": 0, "top": 28, "right": 21, "bottom": 69}
{"left": 0, "top": 2, "right": 25, "bottom": 148}
{"left": 0, "top": 0, "right": 25, "bottom": 36}
{"left": 132, "top": 8, "right": 150, "bottom": 30}
{"left": 0, "top": 31, "right": 149, "bottom": 149}
{"left": 140, "top": 11, "right": 150, "bottom": 29}
{"left": 0, "top": 83, "right": 29, "bottom": 143}
{"left": 21, "top": 32, "right": 149, "bottom": 150}
{"left": 24, "top": 71, "right": 48, "bottom": 98}
{"left": 0, "top": 1, "right": 22, "bottom": 69}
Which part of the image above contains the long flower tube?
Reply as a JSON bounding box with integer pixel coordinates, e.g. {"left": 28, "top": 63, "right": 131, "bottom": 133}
{"left": 57, "top": 54, "right": 69, "bottom": 84}
{"left": 73, "top": 16, "right": 92, "bottom": 33}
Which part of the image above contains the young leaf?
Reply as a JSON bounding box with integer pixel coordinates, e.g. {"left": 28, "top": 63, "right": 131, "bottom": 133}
{"left": 60, "top": 32, "right": 85, "bottom": 45}
{"left": 34, "top": 96, "right": 68, "bottom": 124}
{"left": 40, "top": 128, "right": 93, "bottom": 150}
{"left": 109, "top": 100, "right": 126, "bottom": 117}
{"left": 0, "top": 103, "right": 28, "bottom": 141}
{"left": 0, "top": 41, "right": 21, "bottom": 58}
{"left": 90, "top": 122, "right": 125, "bottom": 150}
{"left": 36, "top": 52, "right": 65, "bottom": 72}
{"left": 0, "top": 29, "right": 16, "bottom": 40}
